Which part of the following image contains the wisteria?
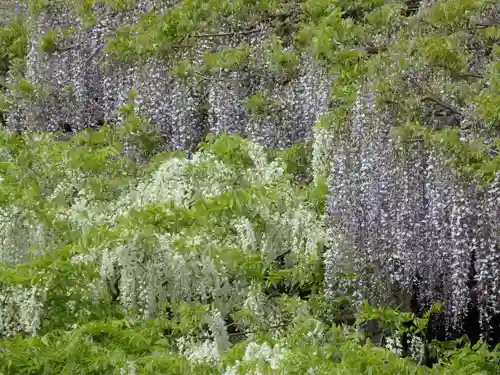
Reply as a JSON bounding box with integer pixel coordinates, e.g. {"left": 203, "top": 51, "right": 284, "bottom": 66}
{"left": 0, "top": 133, "right": 325, "bottom": 338}
{"left": 321, "top": 0, "right": 500, "bottom": 340}
{"left": 323, "top": 87, "right": 500, "bottom": 337}
{"left": 5, "top": 1, "right": 331, "bottom": 150}
{"left": 0, "top": 0, "right": 499, "bottom": 372}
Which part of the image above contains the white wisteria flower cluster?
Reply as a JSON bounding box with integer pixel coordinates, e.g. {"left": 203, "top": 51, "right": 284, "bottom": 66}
{"left": 0, "top": 132, "right": 325, "bottom": 340}
{"left": 0, "top": 205, "right": 47, "bottom": 265}
{"left": 0, "top": 285, "right": 45, "bottom": 337}
{"left": 93, "top": 138, "right": 324, "bottom": 317}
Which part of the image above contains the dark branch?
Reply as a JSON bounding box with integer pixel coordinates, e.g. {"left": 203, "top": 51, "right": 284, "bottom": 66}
{"left": 421, "top": 95, "right": 462, "bottom": 115}
{"left": 170, "top": 44, "right": 195, "bottom": 49}
{"left": 194, "top": 72, "right": 244, "bottom": 82}
{"left": 404, "top": 138, "right": 425, "bottom": 144}
{"left": 84, "top": 47, "right": 102, "bottom": 65}
{"left": 403, "top": 0, "right": 420, "bottom": 17}
{"left": 454, "top": 72, "right": 484, "bottom": 79}
{"left": 56, "top": 34, "right": 93, "bottom": 53}
{"left": 190, "top": 27, "right": 263, "bottom": 39}
{"left": 227, "top": 322, "right": 291, "bottom": 337}
{"left": 475, "top": 22, "right": 500, "bottom": 29}
{"left": 363, "top": 45, "right": 387, "bottom": 55}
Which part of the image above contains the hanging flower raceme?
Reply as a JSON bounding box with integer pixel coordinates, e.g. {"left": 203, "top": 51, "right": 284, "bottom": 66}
{"left": 324, "top": 88, "right": 500, "bottom": 337}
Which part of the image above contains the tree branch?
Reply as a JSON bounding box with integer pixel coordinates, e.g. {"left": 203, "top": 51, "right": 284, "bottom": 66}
{"left": 194, "top": 72, "right": 247, "bottom": 82}
{"left": 190, "top": 27, "right": 263, "bottom": 39}
{"left": 454, "top": 72, "right": 484, "bottom": 79}
{"left": 404, "top": 138, "right": 425, "bottom": 144}
{"left": 170, "top": 44, "right": 195, "bottom": 49}
{"left": 83, "top": 47, "right": 102, "bottom": 65}
{"left": 227, "top": 322, "right": 291, "bottom": 337}
{"left": 56, "top": 33, "right": 93, "bottom": 53}
{"left": 475, "top": 22, "right": 500, "bottom": 29}
{"left": 364, "top": 45, "right": 388, "bottom": 55}
{"left": 421, "top": 95, "right": 462, "bottom": 115}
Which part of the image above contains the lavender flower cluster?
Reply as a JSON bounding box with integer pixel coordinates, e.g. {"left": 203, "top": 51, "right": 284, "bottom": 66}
{"left": 6, "top": 0, "right": 330, "bottom": 150}
{"left": 324, "top": 89, "right": 500, "bottom": 336}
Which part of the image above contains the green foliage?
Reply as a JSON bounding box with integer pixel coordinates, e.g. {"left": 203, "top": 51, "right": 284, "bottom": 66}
{"left": 474, "top": 50, "right": 500, "bottom": 130}
{"left": 0, "top": 16, "right": 27, "bottom": 83}
{"left": 100, "top": 0, "right": 137, "bottom": 11}
{"left": 421, "top": 0, "right": 485, "bottom": 32}
{"left": 76, "top": 0, "right": 97, "bottom": 29}
{"left": 202, "top": 45, "right": 254, "bottom": 73}
{"left": 0, "top": 15, "right": 28, "bottom": 124}
{"left": 0, "top": 16, "right": 29, "bottom": 124}
{"left": 114, "top": 98, "right": 166, "bottom": 161}
{"left": 393, "top": 121, "right": 500, "bottom": 183}
{"left": 26, "top": 0, "right": 497, "bottom": 184}
{"left": 245, "top": 90, "right": 282, "bottom": 117}
{"left": 267, "top": 141, "right": 313, "bottom": 183}
{"left": 417, "top": 34, "right": 468, "bottom": 72}
{"left": 103, "top": 0, "right": 283, "bottom": 61}
{"left": 38, "top": 30, "right": 57, "bottom": 53}
{"left": 28, "top": 0, "right": 50, "bottom": 13}
{"left": 356, "top": 301, "right": 500, "bottom": 374}
{"left": 262, "top": 37, "right": 301, "bottom": 78}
